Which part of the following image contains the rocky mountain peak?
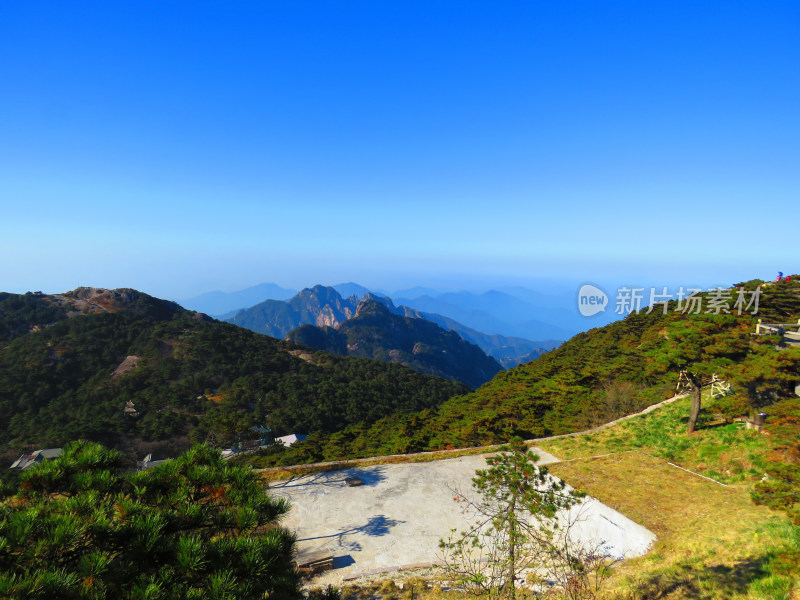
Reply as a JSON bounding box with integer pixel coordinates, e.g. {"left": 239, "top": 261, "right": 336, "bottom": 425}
{"left": 57, "top": 287, "right": 186, "bottom": 320}
{"left": 355, "top": 297, "right": 393, "bottom": 318}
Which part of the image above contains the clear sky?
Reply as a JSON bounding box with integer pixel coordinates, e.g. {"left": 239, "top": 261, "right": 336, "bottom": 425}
{"left": 1, "top": 1, "right": 798, "bottom": 299}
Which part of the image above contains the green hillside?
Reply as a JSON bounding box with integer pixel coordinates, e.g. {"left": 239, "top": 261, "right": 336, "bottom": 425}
{"left": 0, "top": 288, "right": 467, "bottom": 459}
{"left": 286, "top": 299, "right": 503, "bottom": 388}
{"left": 0, "top": 292, "right": 68, "bottom": 341}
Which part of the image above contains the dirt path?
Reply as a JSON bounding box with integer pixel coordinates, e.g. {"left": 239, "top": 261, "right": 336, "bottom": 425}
{"left": 257, "top": 394, "right": 687, "bottom": 477}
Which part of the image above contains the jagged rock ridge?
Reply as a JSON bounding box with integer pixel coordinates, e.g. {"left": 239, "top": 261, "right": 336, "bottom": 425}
{"left": 286, "top": 298, "right": 504, "bottom": 388}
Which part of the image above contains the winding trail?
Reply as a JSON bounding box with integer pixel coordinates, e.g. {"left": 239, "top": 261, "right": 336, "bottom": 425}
{"left": 256, "top": 393, "right": 687, "bottom": 477}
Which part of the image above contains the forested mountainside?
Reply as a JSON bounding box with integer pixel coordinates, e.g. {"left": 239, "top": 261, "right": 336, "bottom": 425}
{"left": 0, "top": 287, "right": 182, "bottom": 342}
{"left": 285, "top": 299, "right": 503, "bottom": 388}
{"left": 0, "top": 288, "right": 467, "bottom": 459}
{"left": 238, "top": 278, "right": 800, "bottom": 465}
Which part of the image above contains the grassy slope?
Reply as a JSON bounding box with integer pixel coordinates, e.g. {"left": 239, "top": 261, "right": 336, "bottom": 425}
{"left": 539, "top": 395, "right": 800, "bottom": 600}
{"left": 543, "top": 394, "right": 772, "bottom": 481}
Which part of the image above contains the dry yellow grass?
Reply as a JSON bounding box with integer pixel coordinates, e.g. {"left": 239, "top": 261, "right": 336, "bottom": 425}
{"left": 547, "top": 452, "right": 799, "bottom": 599}
{"left": 330, "top": 449, "right": 797, "bottom": 599}
{"left": 257, "top": 446, "right": 493, "bottom": 481}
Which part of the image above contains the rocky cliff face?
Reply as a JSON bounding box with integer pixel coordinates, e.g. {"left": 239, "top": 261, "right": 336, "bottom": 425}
{"left": 293, "top": 285, "right": 357, "bottom": 322}
{"left": 227, "top": 285, "right": 360, "bottom": 338}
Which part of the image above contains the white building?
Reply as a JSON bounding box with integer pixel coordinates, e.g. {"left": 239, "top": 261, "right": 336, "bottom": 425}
{"left": 275, "top": 433, "right": 307, "bottom": 447}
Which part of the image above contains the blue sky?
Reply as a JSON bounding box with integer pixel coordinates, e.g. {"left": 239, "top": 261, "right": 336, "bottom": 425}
{"left": 1, "top": 1, "right": 798, "bottom": 299}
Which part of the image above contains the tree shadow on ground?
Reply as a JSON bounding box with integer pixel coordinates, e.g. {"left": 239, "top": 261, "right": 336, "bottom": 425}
{"left": 354, "top": 514, "right": 405, "bottom": 536}
{"left": 628, "top": 554, "right": 776, "bottom": 599}
{"left": 270, "top": 465, "right": 387, "bottom": 489}
{"left": 298, "top": 514, "right": 406, "bottom": 543}
{"left": 298, "top": 514, "right": 407, "bottom": 554}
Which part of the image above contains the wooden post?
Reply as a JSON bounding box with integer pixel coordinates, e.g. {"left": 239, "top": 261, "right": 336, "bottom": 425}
{"left": 686, "top": 371, "right": 702, "bottom": 434}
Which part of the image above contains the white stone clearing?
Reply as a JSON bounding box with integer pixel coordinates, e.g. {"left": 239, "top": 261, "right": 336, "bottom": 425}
{"left": 270, "top": 450, "right": 655, "bottom": 583}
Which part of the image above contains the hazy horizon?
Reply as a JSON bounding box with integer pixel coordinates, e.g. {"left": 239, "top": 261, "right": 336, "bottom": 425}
{"left": 2, "top": 266, "right": 776, "bottom": 304}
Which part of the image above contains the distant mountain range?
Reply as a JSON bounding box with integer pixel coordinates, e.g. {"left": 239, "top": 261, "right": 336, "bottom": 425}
{"left": 181, "top": 281, "right": 590, "bottom": 340}
{"left": 286, "top": 298, "right": 503, "bottom": 389}
{"left": 225, "top": 285, "right": 557, "bottom": 371}
{"left": 179, "top": 282, "right": 386, "bottom": 319}
{"left": 393, "top": 290, "right": 576, "bottom": 341}
{"left": 331, "top": 282, "right": 386, "bottom": 299}
{"left": 399, "top": 310, "right": 559, "bottom": 368}
{"left": 179, "top": 283, "right": 297, "bottom": 316}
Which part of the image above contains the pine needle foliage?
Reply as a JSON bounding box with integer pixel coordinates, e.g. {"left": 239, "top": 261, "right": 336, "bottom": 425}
{"left": 0, "top": 441, "right": 301, "bottom": 600}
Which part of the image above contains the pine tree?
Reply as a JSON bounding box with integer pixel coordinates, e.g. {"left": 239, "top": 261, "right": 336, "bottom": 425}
{"left": 439, "top": 438, "right": 591, "bottom": 599}
{"left": 0, "top": 441, "right": 301, "bottom": 600}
